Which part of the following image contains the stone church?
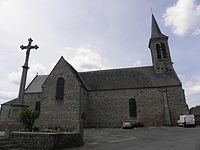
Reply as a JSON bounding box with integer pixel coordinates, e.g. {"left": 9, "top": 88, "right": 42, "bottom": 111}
{"left": 0, "top": 15, "right": 189, "bottom": 130}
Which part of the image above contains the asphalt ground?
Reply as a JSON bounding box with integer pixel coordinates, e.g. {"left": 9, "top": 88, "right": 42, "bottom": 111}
{"left": 68, "top": 126, "right": 200, "bottom": 150}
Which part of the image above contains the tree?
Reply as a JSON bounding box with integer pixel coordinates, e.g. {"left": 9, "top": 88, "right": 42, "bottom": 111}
{"left": 20, "top": 107, "right": 39, "bottom": 131}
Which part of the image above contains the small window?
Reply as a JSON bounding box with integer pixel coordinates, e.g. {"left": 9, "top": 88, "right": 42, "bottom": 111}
{"left": 156, "top": 44, "right": 162, "bottom": 59}
{"left": 81, "top": 112, "right": 86, "bottom": 120}
{"left": 129, "top": 98, "right": 137, "bottom": 117}
{"left": 56, "top": 78, "right": 65, "bottom": 100}
{"left": 35, "top": 101, "right": 41, "bottom": 114}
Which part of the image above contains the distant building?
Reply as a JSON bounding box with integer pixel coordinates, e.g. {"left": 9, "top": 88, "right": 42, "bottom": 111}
{"left": 0, "top": 14, "right": 189, "bottom": 130}
{"left": 190, "top": 106, "right": 200, "bottom": 125}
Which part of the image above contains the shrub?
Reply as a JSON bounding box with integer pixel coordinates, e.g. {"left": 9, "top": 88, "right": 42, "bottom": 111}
{"left": 20, "top": 107, "right": 39, "bottom": 131}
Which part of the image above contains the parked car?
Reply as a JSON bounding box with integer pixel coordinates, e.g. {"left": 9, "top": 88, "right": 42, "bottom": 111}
{"left": 122, "top": 120, "right": 133, "bottom": 129}
{"left": 177, "top": 115, "right": 196, "bottom": 127}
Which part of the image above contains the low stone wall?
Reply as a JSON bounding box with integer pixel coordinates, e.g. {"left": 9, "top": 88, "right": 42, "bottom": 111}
{"left": 195, "top": 116, "right": 200, "bottom": 125}
{"left": 0, "top": 121, "right": 23, "bottom": 131}
{"left": 11, "top": 131, "right": 83, "bottom": 149}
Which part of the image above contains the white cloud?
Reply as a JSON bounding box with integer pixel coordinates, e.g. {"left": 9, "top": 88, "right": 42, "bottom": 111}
{"left": 180, "top": 74, "right": 200, "bottom": 108}
{"left": 1, "top": 62, "right": 48, "bottom": 105}
{"left": 183, "top": 75, "right": 200, "bottom": 96}
{"left": 192, "top": 28, "right": 200, "bottom": 36}
{"left": 65, "top": 47, "right": 105, "bottom": 72}
{"left": 0, "top": 90, "right": 17, "bottom": 104}
{"left": 0, "top": 90, "right": 16, "bottom": 100}
{"left": 186, "top": 85, "right": 200, "bottom": 96}
{"left": 0, "top": 0, "right": 63, "bottom": 52}
{"left": 8, "top": 71, "right": 21, "bottom": 85}
{"left": 163, "top": 0, "right": 200, "bottom": 36}
{"left": 132, "top": 60, "right": 142, "bottom": 67}
{"left": 8, "top": 62, "right": 48, "bottom": 86}
{"left": 7, "top": 71, "right": 23, "bottom": 86}
{"left": 29, "top": 61, "right": 48, "bottom": 77}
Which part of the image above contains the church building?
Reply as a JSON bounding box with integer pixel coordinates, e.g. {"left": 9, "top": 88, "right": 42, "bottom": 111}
{"left": 0, "top": 15, "right": 189, "bottom": 130}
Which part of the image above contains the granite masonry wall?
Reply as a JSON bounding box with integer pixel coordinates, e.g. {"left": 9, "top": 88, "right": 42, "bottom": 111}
{"left": 0, "top": 105, "right": 22, "bottom": 130}
{"left": 86, "top": 86, "right": 189, "bottom": 127}
{"left": 80, "top": 87, "right": 88, "bottom": 126}
{"left": 0, "top": 93, "right": 43, "bottom": 130}
{"left": 38, "top": 58, "right": 81, "bottom": 130}
{"left": 24, "top": 93, "right": 43, "bottom": 108}
{"left": 166, "top": 86, "right": 189, "bottom": 125}
{"left": 0, "top": 84, "right": 188, "bottom": 130}
{"left": 149, "top": 38, "right": 173, "bottom": 73}
{"left": 0, "top": 59, "right": 189, "bottom": 130}
{"left": 11, "top": 132, "right": 83, "bottom": 149}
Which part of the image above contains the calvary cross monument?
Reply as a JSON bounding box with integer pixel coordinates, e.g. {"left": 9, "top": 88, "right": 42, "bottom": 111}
{"left": 18, "top": 38, "right": 39, "bottom": 102}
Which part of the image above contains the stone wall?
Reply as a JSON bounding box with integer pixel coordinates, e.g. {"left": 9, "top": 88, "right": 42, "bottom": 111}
{"left": 0, "top": 58, "right": 188, "bottom": 130}
{"left": 80, "top": 87, "right": 88, "bottom": 126}
{"left": 11, "top": 132, "right": 83, "bottom": 149}
{"left": 166, "top": 87, "right": 189, "bottom": 125}
{"left": 87, "top": 88, "right": 163, "bottom": 127}
{"left": 149, "top": 37, "right": 173, "bottom": 73}
{"left": 0, "top": 105, "right": 11, "bottom": 129}
{"left": 38, "top": 58, "right": 81, "bottom": 130}
{"left": 0, "top": 93, "right": 43, "bottom": 130}
{"left": 194, "top": 116, "right": 200, "bottom": 125}
{"left": 86, "top": 86, "right": 188, "bottom": 127}
{"left": 0, "top": 105, "right": 22, "bottom": 131}
{"left": 190, "top": 106, "right": 200, "bottom": 125}
{"left": 24, "top": 93, "right": 43, "bottom": 108}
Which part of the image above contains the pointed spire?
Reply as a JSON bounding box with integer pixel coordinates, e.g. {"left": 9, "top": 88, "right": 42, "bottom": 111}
{"left": 151, "top": 14, "right": 167, "bottom": 38}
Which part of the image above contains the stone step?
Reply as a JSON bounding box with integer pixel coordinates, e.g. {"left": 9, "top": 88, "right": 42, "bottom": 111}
{"left": 0, "top": 140, "right": 16, "bottom": 144}
{"left": 0, "top": 138, "right": 22, "bottom": 150}
{"left": 0, "top": 144, "right": 18, "bottom": 150}
{"left": 10, "top": 148, "right": 24, "bottom": 149}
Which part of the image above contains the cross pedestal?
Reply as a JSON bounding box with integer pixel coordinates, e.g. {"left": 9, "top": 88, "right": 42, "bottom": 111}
{"left": 8, "top": 38, "right": 39, "bottom": 131}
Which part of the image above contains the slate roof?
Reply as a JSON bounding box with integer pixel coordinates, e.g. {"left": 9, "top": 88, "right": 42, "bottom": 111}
{"left": 25, "top": 75, "right": 48, "bottom": 93}
{"left": 13, "top": 66, "right": 181, "bottom": 94}
{"left": 151, "top": 14, "right": 168, "bottom": 39}
{"left": 1, "top": 65, "right": 182, "bottom": 106}
{"left": 1, "top": 76, "right": 47, "bottom": 105}
{"left": 79, "top": 66, "right": 181, "bottom": 91}
{"left": 1, "top": 98, "right": 18, "bottom": 106}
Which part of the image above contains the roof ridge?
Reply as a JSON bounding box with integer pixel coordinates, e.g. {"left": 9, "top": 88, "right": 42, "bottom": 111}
{"left": 37, "top": 74, "right": 48, "bottom": 76}
{"left": 79, "top": 66, "right": 153, "bottom": 73}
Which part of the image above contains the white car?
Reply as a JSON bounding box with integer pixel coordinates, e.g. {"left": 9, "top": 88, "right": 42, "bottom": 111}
{"left": 177, "top": 115, "right": 196, "bottom": 127}
{"left": 122, "top": 121, "right": 133, "bottom": 129}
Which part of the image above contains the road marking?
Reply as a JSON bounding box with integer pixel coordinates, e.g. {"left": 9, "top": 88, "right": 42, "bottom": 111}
{"left": 87, "top": 142, "right": 98, "bottom": 145}
{"left": 108, "top": 137, "right": 136, "bottom": 143}
{"left": 93, "top": 136, "right": 103, "bottom": 138}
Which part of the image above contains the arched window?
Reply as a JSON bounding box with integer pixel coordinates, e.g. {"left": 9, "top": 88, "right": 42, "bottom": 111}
{"left": 56, "top": 78, "right": 65, "bottom": 100}
{"left": 129, "top": 98, "right": 137, "bottom": 117}
{"left": 156, "top": 44, "right": 162, "bottom": 59}
{"left": 161, "top": 43, "right": 168, "bottom": 59}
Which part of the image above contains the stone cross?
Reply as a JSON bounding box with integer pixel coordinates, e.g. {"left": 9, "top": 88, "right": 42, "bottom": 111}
{"left": 18, "top": 38, "right": 39, "bottom": 102}
{"left": 20, "top": 38, "right": 39, "bottom": 67}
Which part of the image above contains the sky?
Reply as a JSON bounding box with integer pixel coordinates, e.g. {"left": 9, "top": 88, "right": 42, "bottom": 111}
{"left": 0, "top": 0, "right": 200, "bottom": 108}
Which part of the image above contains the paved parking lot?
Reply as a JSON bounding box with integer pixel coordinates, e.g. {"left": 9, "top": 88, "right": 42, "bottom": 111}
{"left": 69, "top": 126, "right": 200, "bottom": 150}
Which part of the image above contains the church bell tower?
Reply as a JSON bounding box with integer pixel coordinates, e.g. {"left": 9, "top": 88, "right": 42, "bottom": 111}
{"left": 148, "top": 14, "right": 173, "bottom": 73}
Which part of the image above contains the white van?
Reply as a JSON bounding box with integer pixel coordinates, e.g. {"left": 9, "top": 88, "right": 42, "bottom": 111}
{"left": 177, "top": 115, "right": 196, "bottom": 127}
